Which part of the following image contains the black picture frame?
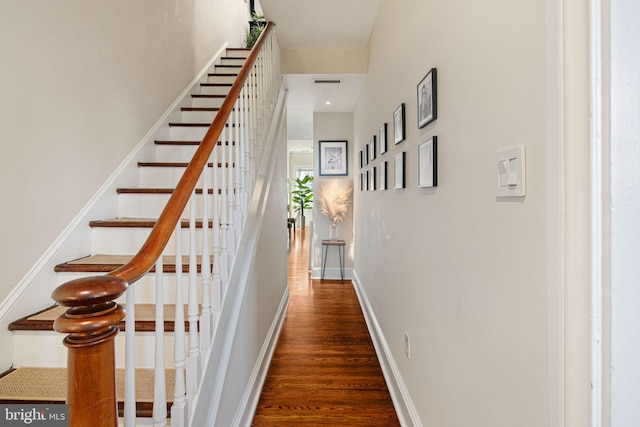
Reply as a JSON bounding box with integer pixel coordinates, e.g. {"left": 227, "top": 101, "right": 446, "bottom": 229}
{"left": 393, "top": 103, "right": 406, "bottom": 144}
{"left": 418, "top": 136, "right": 438, "bottom": 187}
{"left": 379, "top": 123, "right": 388, "bottom": 155}
{"left": 364, "top": 144, "right": 369, "bottom": 166}
{"left": 394, "top": 152, "right": 406, "bottom": 189}
{"left": 369, "top": 165, "right": 377, "bottom": 191}
{"left": 319, "top": 140, "right": 348, "bottom": 176}
{"left": 379, "top": 161, "right": 388, "bottom": 190}
{"left": 417, "top": 68, "right": 437, "bottom": 128}
{"left": 359, "top": 149, "right": 364, "bottom": 169}
{"left": 369, "top": 135, "right": 377, "bottom": 161}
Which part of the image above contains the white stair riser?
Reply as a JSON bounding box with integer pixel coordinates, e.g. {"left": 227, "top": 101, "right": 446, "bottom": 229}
{"left": 13, "top": 331, "right": 183, "bottom": 369}
{"left": 190, "top": 97, "right": 225, "bottom": 108}
{"left": 56, "top": 272, "right": 204, "bottom": 305}
{"left": 169, "top": 126, "right": 208, "bottom": 141}
{"left": 220, "top": 58, "right": 245, "bottom": 66}
{"left": 224, "top": 50, "right": 249, "bottom": 58}
{"left": 139, "top": 165, "right": 235, "bottom": 188}
{"left": 155, "top": 143, "right": 238, "bottom": 162}
{"left": 91, "top": 227, "right": 229, "bottom": 256}
{"left": 199, "top": 85, "right": 232, "bottom": 96}
{"left": 117, "top": 193, "right": 241, "bottom": 218}
{"left": 207, "top": 74, "right": 236, "bottom": 84}
{"left": 181, "top": 110, "right": 217, "bottom": 123}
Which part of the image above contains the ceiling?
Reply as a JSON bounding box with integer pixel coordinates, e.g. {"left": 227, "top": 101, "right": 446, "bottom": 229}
{"left": 259, "top": 0, "right": 381, "bottom": 150}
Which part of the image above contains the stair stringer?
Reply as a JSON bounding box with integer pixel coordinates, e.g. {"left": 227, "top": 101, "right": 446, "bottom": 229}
{"left": 0, "top": 43, "right": 230, "bottom": 371}
{"left": 189, "top": 87, "right": 289, "bottom": 427}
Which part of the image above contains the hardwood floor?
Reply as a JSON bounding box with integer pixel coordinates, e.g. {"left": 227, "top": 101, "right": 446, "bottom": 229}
{"left": 251, "top": 228, "right": 400, "bottom": 426}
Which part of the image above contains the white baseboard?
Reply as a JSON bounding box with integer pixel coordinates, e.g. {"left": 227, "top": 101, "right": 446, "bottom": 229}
{"left": 310, "top": 267, "right": 354, "bottom": 281}
{"left": 232, "top": 288, "right": 290, "bottom": 427}
{"left": 352, "top": 271, "right": 423, "bottom": 427}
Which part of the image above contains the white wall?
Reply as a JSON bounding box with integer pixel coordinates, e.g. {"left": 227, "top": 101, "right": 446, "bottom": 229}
{"left": 0, "top": 0, "right": 248, "bottom": 369}
{"left": 610, "top": 0, "right": 640, "bottom": 423}
{"left": 353, "top": 0, "right": 548, "bottom": 425}
{"left": 312, "top": 112, "right": 354, "bottom": 277}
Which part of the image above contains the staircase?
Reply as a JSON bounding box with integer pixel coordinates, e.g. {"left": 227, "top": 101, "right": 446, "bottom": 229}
{"left": 0, "top": 26, "right": 284, "bottom": 426}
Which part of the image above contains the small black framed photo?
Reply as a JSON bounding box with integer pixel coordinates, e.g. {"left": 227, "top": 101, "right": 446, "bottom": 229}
{"left": 369, "top": 135, "right": 376, "bottom": 161}
{"left": 369, "top": 165, "right": 377, "bottom": 191}
{"left": 418, "top": 136, "right": 437, "bottom": 188}
{"left": 319, "top": 140, "right": 348, "bottom": 176}
{"left": 359, "top": 150, "right": 363, "bottom": 169}
{"left": 393, "top": 103, "right": 405, "bottom": 144}
{"left": 365, "top": 169, "right": 370, "bottom": 191}
{"left": 379, "top": 161, "right": 388, "bottom": 190}
{"left": 394, "top": 152, "right": 406, "bottom": 189}
{"left": 359, "top": 173, "right": 364, "bottom": 191}
{"left": 364, "top": 144, "right": 369, "bottom": 166}
{"left": 417, "top": 68, "right": 437, "bottom": 128}
{"left": 379, "top": 123, "right": 388, "bottom": 155}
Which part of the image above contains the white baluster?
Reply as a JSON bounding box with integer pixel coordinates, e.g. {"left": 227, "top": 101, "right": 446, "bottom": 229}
{"left": 124, "top": 283, "right": 136, "bottom": 427}
{"left": 171, "top": 222, "right": 188, "bottom": 427}
{"left": 153, "top": 256, "right": 167, "bottom": 427}
{"left": 219, "top": 125, "right": 230, "bottom": 287}
{"left": 200, "top": 162, "right": 212, "bottom": 357}
{"left": 226, "top": 113, "right": 237, "bottom": 258}
{"left": 186, "top": 194, "right": 201, "bottom": 400}
{"left": 233, "top": 95, "right": 243, "bottom": 243}
{"left": 211, "top": 139, "right": 222, "bottom": 318}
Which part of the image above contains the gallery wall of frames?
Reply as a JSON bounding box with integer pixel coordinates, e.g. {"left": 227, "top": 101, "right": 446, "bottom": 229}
{"left": 358, "top": 68, "right": 438, "bottom": 193}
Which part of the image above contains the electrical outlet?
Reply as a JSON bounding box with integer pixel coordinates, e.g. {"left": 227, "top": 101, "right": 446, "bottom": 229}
{"left": 404, "top": 333, "right": 411, "bottom": 359}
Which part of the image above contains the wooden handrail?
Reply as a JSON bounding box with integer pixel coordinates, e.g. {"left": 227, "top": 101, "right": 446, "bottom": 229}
{"left": 51, "top": 23, "right": 274, "bottom": 427}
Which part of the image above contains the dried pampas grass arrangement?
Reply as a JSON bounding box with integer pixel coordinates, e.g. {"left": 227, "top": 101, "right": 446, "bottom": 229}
{"left": 317, "top": 180, "right": 353, "bottom": 229}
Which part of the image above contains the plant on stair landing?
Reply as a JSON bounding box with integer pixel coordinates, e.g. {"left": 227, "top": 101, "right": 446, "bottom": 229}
{"left": 243, "top": 12, "right": 266, "bottom": 48}
{"left": 292, "top": 175, "right": 313, "bottom": 229}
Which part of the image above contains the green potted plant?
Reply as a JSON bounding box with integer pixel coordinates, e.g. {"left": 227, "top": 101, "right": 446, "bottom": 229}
{"left": 291, "top": 175, "right": 313, "bottom": 229}
{"left": 243, "top": 12, "right": 266, "bottom": 48}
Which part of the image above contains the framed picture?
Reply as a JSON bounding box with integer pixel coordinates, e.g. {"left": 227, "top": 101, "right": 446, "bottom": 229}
{"left": 418, "top": 136, "right": 438, "bottom": 188}
{"left": 359, "top": 173, "right": 364, "bottom": 191}
{"left": 379, "top": 123, "right": 388, "bottom": 155}
{"left": 365, "top": 169, "right": 370, "bottom": 191}
{"left": 393, "top": 103, "right": 405, "bottom": 144}
{"left": 394, "top": 152, "right": 406, "bottom": 189}
{"left": 369, "top": 165, "right": 377, "bottom": 191}
{"left": 379, "top": 161, "right": 388, "bottom": 190}
{"left": 417, "top": 68, "right": 437, "bottom": 128}
{"left": 319, "top": 140, "right": 348, "bottom": 176}
{"left": 364, "top": 143, "right": 369, "bottom": 166}
{"left": 359, "top": 150, "right": 363, "bottom": 169}
{"left": 369, "top": 135, "right": 376, "bottom": 161}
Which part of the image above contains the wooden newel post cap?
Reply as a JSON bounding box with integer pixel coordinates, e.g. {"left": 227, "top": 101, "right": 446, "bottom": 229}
{"left": 51, "top": 275, "right": 128, "bottom": 343}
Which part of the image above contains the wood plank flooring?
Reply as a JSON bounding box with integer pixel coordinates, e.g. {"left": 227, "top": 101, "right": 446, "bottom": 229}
{"left": 252, "top": 228, "right": 400, "bottom": 426}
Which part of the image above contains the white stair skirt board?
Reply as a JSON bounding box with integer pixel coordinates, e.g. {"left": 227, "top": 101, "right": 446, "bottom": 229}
{"left": 352, "top": 270, "right": 424, "bottom": 427}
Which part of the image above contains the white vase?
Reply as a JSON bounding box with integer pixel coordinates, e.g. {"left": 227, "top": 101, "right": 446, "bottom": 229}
{"left": 329, "top": 223, "right": 338, "bottom": 241}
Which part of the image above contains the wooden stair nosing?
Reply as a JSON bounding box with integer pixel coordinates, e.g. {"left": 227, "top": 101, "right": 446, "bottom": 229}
{"left": 168, "top": 122, "right": 238, "bottom": 127}
{"left": 208, "top": 73, "right": 238, "bottom": 77}
{"left": 200, "top": 83, "right": 233, "bottom": 87}
{"left": 89, "top": 217, "right": 215, "bottom": 228}
{"left": 154, "top": 140, "right": 235, "bottom": 146}
{"left": 191, "top": 94, "right": 226, "bottom": 99}
{"left": 54, "top": 254, "right": 214, "bottom": 273}
{"left": 116, "top": 187, "right": 234, "bottom": 195}
{"left": 9, "top": 312, "right": 190, "bottom": 334}
{"left": 137, "top": 161, "right": 231, "bottom": 168}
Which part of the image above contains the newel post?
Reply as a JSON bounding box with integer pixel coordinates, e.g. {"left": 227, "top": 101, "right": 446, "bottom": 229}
{"left": 51, "top": 275, "right": 128, "bottom": 427}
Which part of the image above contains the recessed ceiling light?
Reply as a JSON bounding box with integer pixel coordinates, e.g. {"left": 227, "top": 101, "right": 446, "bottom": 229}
{"left": 325, "top": 101, "right": 332, "bottom": 105}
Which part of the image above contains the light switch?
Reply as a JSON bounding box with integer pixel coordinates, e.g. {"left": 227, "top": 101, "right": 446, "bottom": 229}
{"left": 495, "top": 146, "right": 526, "bottom": 197}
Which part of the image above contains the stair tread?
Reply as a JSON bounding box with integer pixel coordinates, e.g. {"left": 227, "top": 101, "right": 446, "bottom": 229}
{"left": 191, "top": 94, "right": 226, "bottom": 98}
{"left": 54, "top": 254, "right": 213, "bottom": 273}
{"left": 9, "top": 303, "right": 193, "bottom": 332}
{"left": 154, "top": 140, "right": 234, "bottom": 146}
{"left": 181, "top": 107, "right": 220, "bottom": 111}
{"left": 138, "top": 161, "right": 230, "bottom": 167}
{"left": 0, "top": 367, "right": 175, "bottom": 416}
{"left": 117, "top": 188, "right": 233, "bottom": 195}
{"left": 90, "top": 217, "right": 215, "bottom": 228}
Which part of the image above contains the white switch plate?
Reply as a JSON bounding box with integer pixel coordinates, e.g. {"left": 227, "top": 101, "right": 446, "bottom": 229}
{"left": 495, "top": 145, "right": 526, "bottom": 197}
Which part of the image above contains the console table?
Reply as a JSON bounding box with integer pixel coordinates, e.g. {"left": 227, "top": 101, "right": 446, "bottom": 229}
{"left": 321, "top": 239, "right": 346, "bottom": 280}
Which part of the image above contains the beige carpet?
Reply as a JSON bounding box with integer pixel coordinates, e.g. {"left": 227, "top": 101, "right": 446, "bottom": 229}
{"left": 0, "top": 367, "right": 176, "bottom": 403}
